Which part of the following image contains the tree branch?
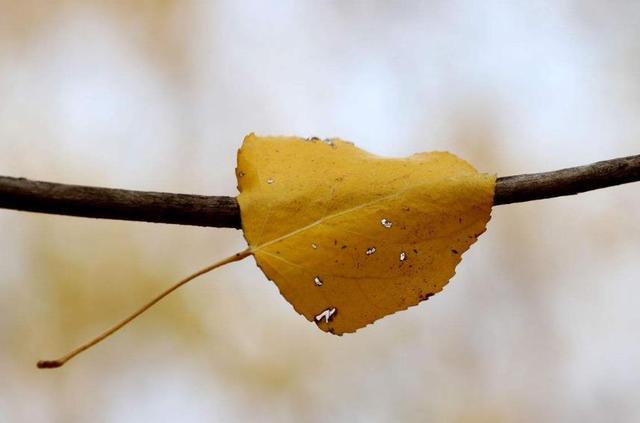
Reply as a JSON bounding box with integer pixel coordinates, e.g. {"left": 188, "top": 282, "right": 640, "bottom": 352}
{"left": 0, "top": 155, "right": 638, "bottom": 229}
{"left": 0, "top": 177, "right": 240, "bottom": 228}
{"left": 493, "top": 154, "right": 640, "bottom": 205}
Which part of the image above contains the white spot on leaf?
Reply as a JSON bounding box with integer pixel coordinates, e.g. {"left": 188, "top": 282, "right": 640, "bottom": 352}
{"left": 315, "top": 307, "right": 337, "bottom": 323}
{"left": 365, "top": 247, "right": 376, "bottom": 255}
{"left": 381, "top": 218, "right": 393, "bottom": 228}
{"left": 314, "top": 276, "right": 323, "bottom": 286}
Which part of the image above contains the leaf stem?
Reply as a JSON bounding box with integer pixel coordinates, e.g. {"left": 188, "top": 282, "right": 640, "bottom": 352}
{"left": 37, "top": 248, "right": 252, "bottom": 369}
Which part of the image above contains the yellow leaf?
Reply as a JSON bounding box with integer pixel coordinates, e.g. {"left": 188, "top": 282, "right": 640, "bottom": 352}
{"left": 237, "top": 134, "right": 495, "bottom": 335}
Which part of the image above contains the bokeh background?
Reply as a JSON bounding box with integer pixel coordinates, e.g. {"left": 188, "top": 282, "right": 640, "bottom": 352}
{"left": 1, "top": 1, "right": 639, "bottom": 422}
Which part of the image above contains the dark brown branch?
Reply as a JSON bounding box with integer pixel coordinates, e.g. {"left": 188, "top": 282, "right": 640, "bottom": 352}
{"left": 493, "top": 154, "right": 640, "bottom": 205}
{"left": 0, "top": 155, "right": 638, "bottom": 228}
{"left": 0, "top": 177, "right": 241, "bottom": 228}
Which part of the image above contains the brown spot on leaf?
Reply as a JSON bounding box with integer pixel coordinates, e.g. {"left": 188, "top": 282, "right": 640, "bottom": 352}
{"left": 419, "top": 292, "right": 435, "bottom": 302}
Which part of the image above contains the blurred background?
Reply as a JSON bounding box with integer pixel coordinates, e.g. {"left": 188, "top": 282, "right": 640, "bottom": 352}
{"left": 1, "top": 1, "right": 639, "bottom": 421}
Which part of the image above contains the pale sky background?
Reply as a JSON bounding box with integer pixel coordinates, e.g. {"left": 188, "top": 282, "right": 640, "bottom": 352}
{"left": 1, "top": 1, "right": 639, "bottom": 422}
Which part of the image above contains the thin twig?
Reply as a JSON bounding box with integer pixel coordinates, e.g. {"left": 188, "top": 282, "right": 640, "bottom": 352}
{"left": 0, "top": 177, "right": 240, "bottom": 228}
{"left": 493, "top": 154, "right": 640, "bottom": 205}
{"left": 0, "top": 154, "right": 638, "bottom": 228}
